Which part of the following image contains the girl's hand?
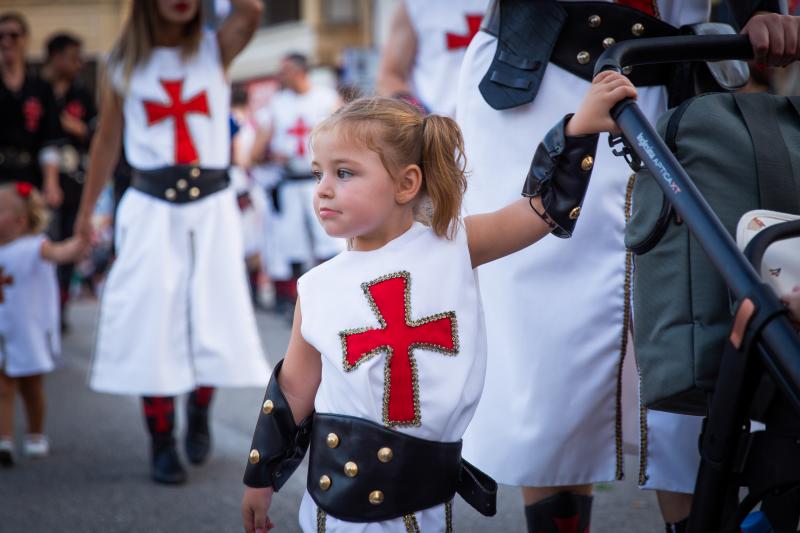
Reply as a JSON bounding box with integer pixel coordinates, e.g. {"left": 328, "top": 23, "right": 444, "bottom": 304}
{"left": 242, "top": 486, "right": 275, "bottom": 533}
{"left": 566, "top": 71, "right": 638, "bottom": 136}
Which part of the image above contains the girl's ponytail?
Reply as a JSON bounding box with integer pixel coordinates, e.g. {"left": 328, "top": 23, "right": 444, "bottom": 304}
{"left": 420, "top": 114, "right": 467, "bottom": 239}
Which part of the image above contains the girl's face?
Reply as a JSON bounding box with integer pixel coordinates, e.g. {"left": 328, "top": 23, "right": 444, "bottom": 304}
{"left": 0, "top": 190, "right": 27, "bottom": 244}
{"left": 0, "top": 19, "right": 27, "bottom": 65}
{"left": 311, "top": 130, "right": 407, "bottom": 250}
{"left": 156, "top": 0, "right": 199, "bottom": 25}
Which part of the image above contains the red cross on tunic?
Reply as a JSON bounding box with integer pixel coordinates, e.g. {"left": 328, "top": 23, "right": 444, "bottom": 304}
{"left": 446, "top": 14, "right": 483, "bottom": 50}
{"left": 287, "top": 117, "right": 311, "bottom": 157}
{"left": 616, "top": 0, "right": 658, "bottom": 17}
{"left": 143, "top": 397, "right": 174, "bottom": 433}
{"left": 143, "top": 79, "right": 210, "bottom": 164}
{"left": 340, "top": 271, "right": 459, "bottom": 427}
{"left": 0, "top": 266, "right": 13, "bottom": 304}
{"left": 538, "top": 515, "right": 589, "bottom": 533}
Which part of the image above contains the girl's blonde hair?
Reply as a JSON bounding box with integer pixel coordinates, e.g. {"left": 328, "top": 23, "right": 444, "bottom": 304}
{"left": 1, "top": 183, "right": 49, "bottom": 235}
{"left": 312, "top": 97, "right": 467, "bottom": 239}
{"left": 108, "top": 0, "right": 204, "bottom": 92}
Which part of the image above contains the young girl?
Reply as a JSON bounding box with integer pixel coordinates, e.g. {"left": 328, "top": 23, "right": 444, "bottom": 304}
{"left": 240, "top": 71, "right": 636, "bottom": 532}
{"left": 74, "top": 0, "right": 269, "bottom": 484}
{"left": 0, "top": 182, "right": 85, "bottom": 466}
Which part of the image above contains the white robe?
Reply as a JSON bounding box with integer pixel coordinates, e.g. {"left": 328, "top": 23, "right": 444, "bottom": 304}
{"left": 456, "top": 0, "right": 709, "bottom": 491}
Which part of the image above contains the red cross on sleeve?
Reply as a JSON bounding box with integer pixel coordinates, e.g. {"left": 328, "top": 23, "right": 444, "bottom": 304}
{"left": 0, "top": 267, "right": 13, "bottom": 304}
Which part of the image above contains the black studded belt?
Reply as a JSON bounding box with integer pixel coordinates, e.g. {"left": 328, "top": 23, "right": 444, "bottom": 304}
{"left": 0, "top": 147, "right": 34, "bottom": 169}
{"left": 307, "top": 413, "right": 497, "bottom": 522}
{"left": 131, "top": 166, "right": 230, "bottom": 204}
{"left": 550, "top": 2, "right": 679, "bottom": 86}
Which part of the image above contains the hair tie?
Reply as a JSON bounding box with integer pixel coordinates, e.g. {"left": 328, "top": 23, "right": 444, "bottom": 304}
{"left": 15, "top": 182, "right": 32, "bottom": 198}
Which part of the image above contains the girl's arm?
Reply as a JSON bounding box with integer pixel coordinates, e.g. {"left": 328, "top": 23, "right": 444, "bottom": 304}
{"left": 242, "top": 299, "right": 321, "bottom": 533}
{"left": 465, "top": 71, "right": 637, "bottom": 268}
{"left": 217, "top": 0, "right": 264, "bottom": 70}
{"left": 40, "top": 236, "right": 87, "bottom": 265}
{"left": 74, "top": 82, "right": 123, "bottom": 242}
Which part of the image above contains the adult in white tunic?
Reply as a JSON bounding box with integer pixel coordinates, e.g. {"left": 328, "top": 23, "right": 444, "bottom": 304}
{"left": 455, "top": 0, "right": 792, "bottom": 529}
{"left": 376, "top": 0, "right": 490, "bottom": 117}
{"left": 251, "top": 54, "right": 344, "bottom": 272}
{"left": 75, "top": 0, "right": 269, "bottom": 485}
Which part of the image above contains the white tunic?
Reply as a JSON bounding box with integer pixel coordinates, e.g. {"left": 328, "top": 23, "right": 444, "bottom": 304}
{"left": 91, "top": 31, "right": 268, "bottom": 396}
{"left": 405, "top": 0, "right": 491, "bottom": 117}
{"left": 296, "top": 222, "right": 486, "bottom": 532}
{"left": 253, "top": 86, "right": 345, "bottom": 264}
{"left": 0, "top": 235, "right": 59, "bottom": 378}
{"left": 112, "top": 30, "right": 230, "bottom": 169}
{"left": 456, "top": 0, "right": 708, "bottom": 491}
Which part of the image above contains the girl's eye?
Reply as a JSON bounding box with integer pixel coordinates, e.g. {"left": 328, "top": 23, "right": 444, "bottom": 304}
{"left": 337, "top": 169, "right": 353, "bottom": 179}
{"left": 312, "top": 170, "right": 322, "bottom": 181}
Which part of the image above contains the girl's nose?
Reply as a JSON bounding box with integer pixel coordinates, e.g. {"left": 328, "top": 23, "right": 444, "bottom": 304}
{"left": 316, "top": 173, "right": 334, "bottom": 198}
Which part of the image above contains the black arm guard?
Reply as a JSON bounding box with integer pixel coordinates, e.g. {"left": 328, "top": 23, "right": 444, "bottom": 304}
{"left": 243, "top": 360, "right": 313, "bottom": 490}
{"left": 522, "top": 114, "right": 599, "bottom": 238}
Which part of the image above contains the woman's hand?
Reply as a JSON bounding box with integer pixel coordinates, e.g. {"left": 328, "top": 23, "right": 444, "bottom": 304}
{"left": 242, "top": 486, "right": 275, "bottom": 533}
{"left": 567, "top": 71, "right": 638, "bottom": 136}
{"left": 742, "top": 12, "right": 800, "bottom": 67}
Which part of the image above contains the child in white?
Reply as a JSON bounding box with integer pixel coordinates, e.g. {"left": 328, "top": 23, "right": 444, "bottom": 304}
{"left": 0, "top": 182, "right": 85, "bottom": 465}
{"left": 242, "top": 71, "right": 637, "bottom": 532}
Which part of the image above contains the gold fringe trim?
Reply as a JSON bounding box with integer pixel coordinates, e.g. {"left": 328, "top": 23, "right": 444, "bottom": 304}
{"left": 403, "top": 513, "right": 421, "bottom": 533}
{"left": 445, "top": 500, "right": 454, "bottom": 533}
{"left": 316, "top": 507, "right": 326, "bottom": 533}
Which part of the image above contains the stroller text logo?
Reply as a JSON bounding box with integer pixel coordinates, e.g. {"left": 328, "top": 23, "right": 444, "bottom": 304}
{"left": 636, "top": 132, "right": 682, "bottom": 195}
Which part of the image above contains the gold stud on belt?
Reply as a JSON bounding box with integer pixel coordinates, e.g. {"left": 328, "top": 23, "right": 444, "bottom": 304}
{"left": 588, "top": 14, "right": 601, "bottom": 28}
{"left": 577, "top": 51, "right": 591, "bottom": 65}
{"left": 190, "top": 167, "right": 201, "bottom": 179}
{"left": 632, "top": 23, "right": 645, "bottom": 37}
{"left": 344, "top": 461, "right": 358, "bottom": 478}
{"left": 581, "top": 155, "right": 594, "bottom": 171}
{"left": 326, "top": 433, "right": 340, "bottom": 448}
{"left": 602, "top": 37, "right": 616, "bottom": 50}
{"left": 377, "top": 447, "right": 393, "bottom": 463}
{"left": 189, "top": 187, "right": 200, "bottom": 199}
{"left": 262, "top": 399, "right": 274, "bottom": 414}
{"left": 319, "top": 475, "right": 331, "bottom": 491}
{"left": 569, "top": 207, "right": 582, "bottom": 220}
{"left": 248, "top": 449, "right": 260, "bottom": 464}
{"left": 368, "top": 490, "right": 384, "bottom": 505}
{"left": 176, "top": 179, "right": 188, "bottom": 190}
{"left": 165, "top": 188, "right": 177, "bottom": 201}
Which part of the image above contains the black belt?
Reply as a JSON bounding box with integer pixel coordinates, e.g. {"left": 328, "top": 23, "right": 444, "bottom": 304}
{"left": 551, "top": 2, "right": 679, "bottom": 86}
{"left": 285, "top": 173, "right": 316, "bottom": 181}
{"left": 0, "top": 147, "right": 34, "bottom": 169}
{"left": 131, "top": 166, "right": 229, "bottom": 204}
{"left": 307, "top": 413, "right": 497, "bottom": 522}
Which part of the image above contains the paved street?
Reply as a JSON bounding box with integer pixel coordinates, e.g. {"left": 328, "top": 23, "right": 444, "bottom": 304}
{"left": 1, "top": 300, "right": 666, "bottom": 532}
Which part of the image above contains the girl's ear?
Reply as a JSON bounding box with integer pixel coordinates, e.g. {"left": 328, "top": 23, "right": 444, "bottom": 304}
{"left": 395, "top": 164, "right": 422, "bottom": 205}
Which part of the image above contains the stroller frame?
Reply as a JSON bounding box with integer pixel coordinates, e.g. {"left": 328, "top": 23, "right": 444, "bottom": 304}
{"left": 595, "top": 35, "right": 800, "bottom": 532}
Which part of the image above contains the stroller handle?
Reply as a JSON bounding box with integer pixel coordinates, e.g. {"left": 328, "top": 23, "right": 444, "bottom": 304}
{"left": 594, "top": 34, "right": 753, "bottom": 76}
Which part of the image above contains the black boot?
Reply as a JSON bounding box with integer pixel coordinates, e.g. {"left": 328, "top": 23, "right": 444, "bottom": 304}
{"left": 185, "top": 387, "right": 213, "bottom": 465}
{"left": 524, "top": 492, "right": 593, "bottom": 533}
{"left": 142, "top": 396, "right": 186, "bottom": 484}
{"left": 665, "top": 517, "right": 688, "bottom": 533}
{"left": 151, "top": 434, "right": 187, "bottom": 485}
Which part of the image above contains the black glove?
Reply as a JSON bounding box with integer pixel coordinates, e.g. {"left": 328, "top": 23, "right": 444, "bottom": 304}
{"left": 522, "top": 114, "right": 599, "bottom": 238}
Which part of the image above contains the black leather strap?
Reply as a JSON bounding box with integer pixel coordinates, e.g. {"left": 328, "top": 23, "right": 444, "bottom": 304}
{"left": 131, "top": 166, "right": 229, "bottom": 204}
{"left": 243, "top": 360, "right": 313, "bottom": 490}
{"left": 522, "top": 114, "right": 600, "bottom": 238}
{"left": 733, "top": 94, "right": 800, "bottom": 215}
{"left": 307, "top": 413, "right": 496, "bottom": 522}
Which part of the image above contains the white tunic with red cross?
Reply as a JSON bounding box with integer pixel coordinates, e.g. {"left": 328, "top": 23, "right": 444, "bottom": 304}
{"left": 111, "top": 30, "right": 230, "bottom": 170}
{"left": 404, "top": 0, "right": 491, "bottom": 117}
{"left": 0, "top": 235, "right": 59, "bottom": 378}
{"left": 456, "top": 0, "right": 709, "bottom": 492}
{"left": 296, "top": 221, "right": 486, "bottom": 532}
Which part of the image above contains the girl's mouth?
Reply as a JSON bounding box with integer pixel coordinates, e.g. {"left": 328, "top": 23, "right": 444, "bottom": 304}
{"left": 174, "top": 2, "right": 190, "bottom": 13}
{"left": 318, "top": 208, "right": 339, "bottom": 219}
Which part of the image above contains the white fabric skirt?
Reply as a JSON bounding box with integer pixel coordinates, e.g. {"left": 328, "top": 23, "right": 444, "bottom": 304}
{"left": 90, "top": 187, "right": 269, "bottom": 396}
{"left": 457, "top": 30, "right": 701, "bottom": 491}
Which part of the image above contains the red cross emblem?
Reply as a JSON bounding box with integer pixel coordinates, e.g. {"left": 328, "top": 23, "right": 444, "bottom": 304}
{"left": 0, "top": 266, "right": 13, "bottom": 304}
{"left": 143, "top": 397, "right": 174, "bottom": 433}
{"left": 340, "top": 271, "right": 459, "bottom": 427}
{"left": 446, "top": 14, "right": 483, "bottom": 50}
{"left": 540, "top": 515, "right": 589, "bottom": 533}
{"left": 616, "top": 0, "right": 658, "bottom": 17}
{"left": 23, "top": 97, "right": 43, "bottom": 132}
{"left": 287, "top": 117, "right": 311, "bottom": 157}
{"left": 143, "top": 79, "right": 210, "bottom": 164}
